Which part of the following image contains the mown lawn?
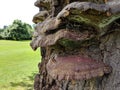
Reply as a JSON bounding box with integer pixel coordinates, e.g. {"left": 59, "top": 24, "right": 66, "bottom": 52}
{"left": 0, "top": 40, "right": 40, "bottom": 90}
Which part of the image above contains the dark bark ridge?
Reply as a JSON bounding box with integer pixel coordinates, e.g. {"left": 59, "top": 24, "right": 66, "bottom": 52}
{"left": 31, "top": 0, "right": 120, "bottom": 90}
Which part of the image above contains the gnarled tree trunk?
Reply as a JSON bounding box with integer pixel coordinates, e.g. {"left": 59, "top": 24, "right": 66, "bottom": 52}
{"left": 31, "top": 0, "right": 120, "bottom": 90}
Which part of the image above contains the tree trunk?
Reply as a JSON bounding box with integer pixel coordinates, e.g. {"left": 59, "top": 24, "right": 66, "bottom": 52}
{"left": 31, "top": 0, "right": 120, "bottom": 90}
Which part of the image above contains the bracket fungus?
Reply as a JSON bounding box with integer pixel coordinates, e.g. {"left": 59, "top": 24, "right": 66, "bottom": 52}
{"left": 33, "top": 11, "right": 49, "bottom": 24}
{"left": 34, "top": 0, "right": 51, "bottom": 10}
{"left": 35, "top": 17, "right": 61, "bottom": 35}
{"left": 31, "top": 0, "right": 120, "bottom": 82}
{"left": 30, "top": 29, "right": 95, "bottom": 50}
{"left": 56, "top": 1, "right": 120, "bottom": 32}
{"left": 47, "top": 55, "right": 111, "bottom": 80}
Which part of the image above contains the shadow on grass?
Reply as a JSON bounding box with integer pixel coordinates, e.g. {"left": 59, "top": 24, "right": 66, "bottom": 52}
{"left": 10, "top": 72, "right": 37, "bottom": 90}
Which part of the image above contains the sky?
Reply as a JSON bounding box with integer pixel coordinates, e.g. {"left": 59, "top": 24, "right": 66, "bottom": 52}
{"left": 0, "top": 0, "right": 39, "bottom": 28}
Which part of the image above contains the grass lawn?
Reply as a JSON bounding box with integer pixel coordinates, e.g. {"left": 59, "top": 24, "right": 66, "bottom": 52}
{"left": 0, "top": 40, "right": 40, "bottom": 90}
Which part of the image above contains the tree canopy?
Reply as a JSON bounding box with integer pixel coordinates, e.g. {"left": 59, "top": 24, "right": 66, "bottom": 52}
{"left": 0, "top": 19, "right": 33, "bottom": 40}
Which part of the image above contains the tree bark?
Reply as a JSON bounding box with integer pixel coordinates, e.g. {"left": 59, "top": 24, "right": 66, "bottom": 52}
{"left": 31, "top": 0, "right": 120, "bottom": 90}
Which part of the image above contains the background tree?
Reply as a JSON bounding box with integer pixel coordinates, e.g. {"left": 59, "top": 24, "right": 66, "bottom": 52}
{"left": 0, "top": 28, "right": 4, "bottom": 39}
{"left": 0, "top": 19, "right": 33, "bottom": 40}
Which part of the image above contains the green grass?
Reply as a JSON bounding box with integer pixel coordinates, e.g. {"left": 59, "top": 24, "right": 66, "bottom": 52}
{"left": 0, "top": 40, "right": 40, "bottom": 90}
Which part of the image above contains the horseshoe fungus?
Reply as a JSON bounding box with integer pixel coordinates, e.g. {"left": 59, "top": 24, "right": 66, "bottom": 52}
{"left": 30, "top": 0, "right": 120, "bottom": 81}
{"left": 47, "top": 55, "right": 111, "bottom": 80}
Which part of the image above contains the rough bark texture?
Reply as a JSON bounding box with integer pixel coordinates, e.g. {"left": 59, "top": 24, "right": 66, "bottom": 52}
{"left": 31, "top": 0, "right": 120, "bottom": 90}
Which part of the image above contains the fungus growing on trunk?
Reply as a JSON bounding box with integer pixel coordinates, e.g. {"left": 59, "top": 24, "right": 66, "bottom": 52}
{"left": 34, "top": 0, "right": 51, "bottom": 10}
{"left": 47, "top": 55, "right": 111, "bottom": 81}
{"left": 30, "top": 29, "right": 94, "bottom": 50}
{"left": 35, "top": 17, "right": 61, "bottom": 35}
{"left": 33, "top": 11, "right": 49, "bottom": 24}
{"left": 56, "top": 1, "right": 120, "bottom": 34}
{"left": 57, "top": 1, "right": 120, "bottom": 20}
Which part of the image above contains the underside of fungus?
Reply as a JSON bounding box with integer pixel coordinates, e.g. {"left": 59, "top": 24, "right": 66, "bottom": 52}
{"left": 30, "top": 0, "right": 120, "bottom": 81}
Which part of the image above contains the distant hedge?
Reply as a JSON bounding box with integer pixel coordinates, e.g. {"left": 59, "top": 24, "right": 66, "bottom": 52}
{"left": 0, "top": 20, "right": 34, "bottom": 40}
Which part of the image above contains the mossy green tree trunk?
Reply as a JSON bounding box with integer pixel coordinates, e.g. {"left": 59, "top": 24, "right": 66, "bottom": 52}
{"left": 31, "top": 0, "right": 120, "bottom": 90}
